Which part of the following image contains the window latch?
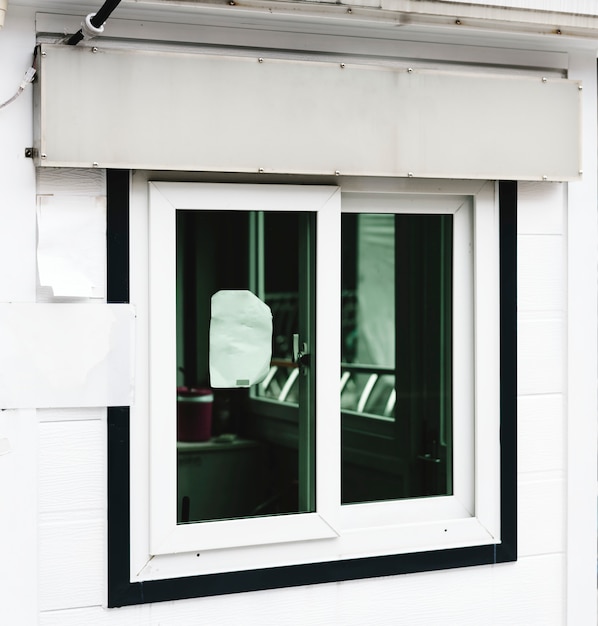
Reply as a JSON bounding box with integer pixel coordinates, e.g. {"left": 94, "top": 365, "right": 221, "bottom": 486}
{"left": 292, "top": 333, "right": 311, "bottom": 371}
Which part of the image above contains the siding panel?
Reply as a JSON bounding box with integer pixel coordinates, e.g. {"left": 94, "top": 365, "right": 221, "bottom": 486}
{"left": 518, "top": 394, "right": 564, "bottom": 474}
{"left": 518, "top": 476, "right": 565, "bottom": 557}
{"left": 0, "top": 7, "right": 36, "bottom": 304}
{"left": 39, "top": 555, "right": 564, "bottom": 626}
{"left": 36, "top": 167, "right": 106, "bottom": 196}
{"left": 38, "top": 407, "right": 106, "bottom": 423}
{"left": 517, "top": 317, "right": 564, "bottom": 395}
{"left": 518, "top": 182, "right": 564, "bottom": 235}
{"left": 39, "top": 519, "right": 104, "bottom": 611}
{"left": 0, "top": 409, "right": 38, "bottom": 624}
{"left": 39, "top": 419, "right": 104, "bottom": 513}
{"left": 517, "top": 235, "right": 564, "bottom": 313}
{"left": 491, "top": 555, "right": 564, "bottom": 625}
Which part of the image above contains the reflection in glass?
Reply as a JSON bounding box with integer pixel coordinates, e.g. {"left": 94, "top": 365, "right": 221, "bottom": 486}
{"left": 176, "top": 210, "right": 315, "bottom": 524}
{"left": 341, "top": 213, "right": 453, "bottom": 504}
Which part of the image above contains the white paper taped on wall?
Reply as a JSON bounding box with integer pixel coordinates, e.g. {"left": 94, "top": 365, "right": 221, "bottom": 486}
{"left": 209, "top": 290, "right": 273, "bottom": 388}
{"left": 37, "top": 195, "right": 106, "bottom": 298}
{"left": 0, "top": 303, "right": 134, "bottom": 409}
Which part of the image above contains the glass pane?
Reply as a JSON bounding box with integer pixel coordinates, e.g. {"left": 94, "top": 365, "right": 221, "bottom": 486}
{"left": 176, "top": 210, "right": 315, "bottom": 524}
{"left": 341, "top": 213, "right": 453, "bottom": 504}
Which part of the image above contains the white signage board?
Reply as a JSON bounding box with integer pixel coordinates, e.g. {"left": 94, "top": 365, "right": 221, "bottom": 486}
{"left": 35, "top": 43, "right": 581, "bottom": 181}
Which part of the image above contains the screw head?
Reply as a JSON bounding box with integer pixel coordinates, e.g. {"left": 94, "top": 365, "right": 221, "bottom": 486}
{"left": 258, "top": 168, "right": 264, "bottom": 173}
{"left": 542, "top": 77, "right": 547, "bottom": 83}
{"left": 335, "top": 171, "right": 341, "bottom": 176}
{"left": 258, "top": 58, "right": 264, "bottom": 63}
{"left": 340, "top": 63, "right": 345, "bottom": 69}
{"left": 41, "top": 153, "right": 47, "bottom": 159}
{"left": 408, "top": 172, "right": 414, "bottom": 177}
{"left": 407, "top": 67, "right": 413, "bottom": 73}
{"left": 91, "top": 47, "right": 98, "bottom": 53}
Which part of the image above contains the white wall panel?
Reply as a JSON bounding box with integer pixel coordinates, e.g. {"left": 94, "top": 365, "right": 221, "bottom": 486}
{"left": 37, "top": 407, "right": 105, "bottom": 422}
{"left": 0, "top": 9, "right": 39, "bottom": 625}
{"left": 518, "top": 394, "right": 564, "bottom": 474}
{"left": 39, "top": 420, "right": 104, "bottom": 513}
{"left": 36, "top": 167, "right": 106, "bottom": 196}
{"left": 518, "top": 182, "right": 565, "bottom": 236}
{"left": 517, "top": 317, "right": 564, "bottom": 395}
{"left": 491, "top": 555, "right": 564, "bottom": 625}
{"left": 517, "top": 235, "right": 564, "bottom": 313}
{"left": 0, "top": 7, "right": 36, "bottom": 303}
{"left": 39, "top": 518, "right": 104, "bottom": 611}
{"left": 38, "top": 555, "right": 564, "bottom": 626}
{"left": 565, "top": 51, "right": 598, "bottom": 626}
{"left": 124, "top": 563, "right": 495, "bottom": 625}
{"left": 0, "top": 409, "right": 38, "bottom": 624}
{"left": 518, "top": 476, "right": 565, "bottom": 557}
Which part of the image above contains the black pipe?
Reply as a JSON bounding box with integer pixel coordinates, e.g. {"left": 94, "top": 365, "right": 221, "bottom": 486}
{"left": 66, "top": 0, "right": 122, "bottom": 45}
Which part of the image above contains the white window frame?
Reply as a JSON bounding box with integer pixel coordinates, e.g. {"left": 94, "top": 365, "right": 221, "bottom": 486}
{"left": 129, "top": 175, "right": 500, "bottom": 582}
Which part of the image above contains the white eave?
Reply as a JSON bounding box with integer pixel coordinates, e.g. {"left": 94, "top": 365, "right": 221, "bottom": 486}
{"left": 14, "top": 0, "right": 598, "bottom": 37}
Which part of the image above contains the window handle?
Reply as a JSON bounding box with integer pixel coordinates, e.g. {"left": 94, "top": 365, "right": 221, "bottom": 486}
{"left": 292, "top": 333, "right": 311, "bottom": 369}
{"left": 417, "top": 454, "right": 442, "bottom": 465}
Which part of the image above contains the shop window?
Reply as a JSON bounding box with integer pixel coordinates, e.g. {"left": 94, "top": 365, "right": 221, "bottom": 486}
{"left": 107, "top": 173, "right": 516, "bottom": 607}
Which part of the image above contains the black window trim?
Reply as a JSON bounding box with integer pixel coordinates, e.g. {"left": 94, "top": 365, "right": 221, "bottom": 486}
{"left": 107, "top": 170, "right": 517, "bottom": 608}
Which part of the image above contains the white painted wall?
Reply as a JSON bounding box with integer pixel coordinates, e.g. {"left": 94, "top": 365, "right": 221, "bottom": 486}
{"left": 565, "top": 51, "right": 598, "bottom": 626}
{"left": 0, "top": 6, "right": 38, "bottom": 626}
{"left": 0, "top": 3, "right": 595, "bottom": 625}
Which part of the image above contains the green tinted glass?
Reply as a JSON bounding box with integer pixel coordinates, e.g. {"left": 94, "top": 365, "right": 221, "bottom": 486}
{"left": 176, "top": 210, "right": 315, "bottom": 524}
{"left": 341, "top": 213, "right": 453, "bottom": 504}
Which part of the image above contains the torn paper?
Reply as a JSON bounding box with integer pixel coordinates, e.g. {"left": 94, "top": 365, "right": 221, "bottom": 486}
{"left": 209, "top": 290, "right": 272, "bottom": 388}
